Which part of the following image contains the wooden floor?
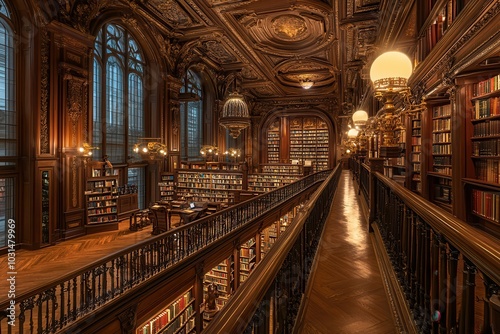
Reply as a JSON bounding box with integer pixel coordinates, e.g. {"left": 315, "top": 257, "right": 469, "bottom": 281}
{"left": 296, "top": 171, "right": 397, "bottom": 333}
{"left": 0, "top": 171, "right": 397, "bottom": 333}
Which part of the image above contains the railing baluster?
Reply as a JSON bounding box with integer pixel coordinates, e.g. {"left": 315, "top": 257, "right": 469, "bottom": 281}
{"left": 447, "top": 246, "right": 459, "bottom": 331}
{"left": 459, "top": 257, "right": 476, "bottom": 334}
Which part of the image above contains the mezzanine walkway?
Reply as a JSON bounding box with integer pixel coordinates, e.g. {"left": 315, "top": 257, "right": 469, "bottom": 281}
{"left": 296, "top": 170, "right": 397, "bottom": 333}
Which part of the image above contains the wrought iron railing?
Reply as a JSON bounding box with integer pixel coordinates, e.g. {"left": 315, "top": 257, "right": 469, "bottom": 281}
{"left": 0, "top": 170, "right": 331, "bottom": 334}
{"left": 203, "top": 165, "right": 341, "bottom": 333}
{"left": 359, "top": 162, "right": 370, "bottom": 202}
{"left": 373, "top": 171, "right": 500, "bottom": 333}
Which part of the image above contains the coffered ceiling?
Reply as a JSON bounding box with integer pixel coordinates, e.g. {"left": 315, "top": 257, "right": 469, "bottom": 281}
{"left": 51, "top": 0, "right": 392, "bottom": 113}
{"left": 139, "top": 0, "right": 383, "bottom": 105}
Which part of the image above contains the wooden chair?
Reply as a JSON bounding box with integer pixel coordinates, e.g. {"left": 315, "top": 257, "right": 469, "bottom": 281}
{"left": 150, "top": 205, "right": 169, "bottom": 235}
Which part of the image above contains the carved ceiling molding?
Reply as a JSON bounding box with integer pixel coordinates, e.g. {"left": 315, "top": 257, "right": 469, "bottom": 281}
{"left": 419, "top": 2, "right": 500, "bottom": 89}
{"left": 148, "top": 0, "right": 194, "bottom": 27}
{"left": 353, "top": 0, "right": 380, "bottom": 14}
{"left": 184, "top": 0, "right": 214, "bottom": 26}
{"left": 73, "top": 0, "right": 113, "bottom": 33}
{"left": 241, "top": 66, "right": 259, "bottom": 81}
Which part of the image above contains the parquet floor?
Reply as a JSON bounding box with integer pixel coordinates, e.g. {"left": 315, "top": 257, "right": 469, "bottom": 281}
{"left": 0, "top": 220, "right": 156, "bottom": 299}
{"left": 296, "top": 171, "right": 397, "bottom": 334}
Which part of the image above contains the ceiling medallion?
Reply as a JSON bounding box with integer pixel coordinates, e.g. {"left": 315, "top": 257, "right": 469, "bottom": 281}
{"left": 272, "top": 15, "right": 307, "bottom": 39}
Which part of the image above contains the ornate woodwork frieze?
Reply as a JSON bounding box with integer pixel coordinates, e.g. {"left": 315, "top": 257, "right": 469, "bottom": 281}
{"left": 149, "top": 0, "right": 193, "bottom": 27}
{"left": 40, "top": 29, "right": 50, "bottom": 154}
{"left": 200, "top": 40, "right": 238, "bottom": 64}
{"left": 65, "top": 75, "right": 87, "bottom": 147}
{"left": 73, "top": 0, "right": 112, "bottom": 33}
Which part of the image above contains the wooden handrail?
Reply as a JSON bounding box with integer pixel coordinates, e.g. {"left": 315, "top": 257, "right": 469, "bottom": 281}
{"left": 204, "top": 165, "right": 341, "bottom": 333}
{"left": 374, "top": 171, "right": 500, "bottom": 285}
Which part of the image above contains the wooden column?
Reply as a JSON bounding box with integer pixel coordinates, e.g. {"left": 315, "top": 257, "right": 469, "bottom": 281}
{"left": 194, "top": 262, "right": 204, "bottom": 334}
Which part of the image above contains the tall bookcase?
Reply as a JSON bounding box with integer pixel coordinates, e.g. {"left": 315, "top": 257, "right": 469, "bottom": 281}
{"left": 239, "top": 238, "right": 256, "bottom": 284}
{"left": 267, "top": 120, "right": 280, "bottom": 163}
{"left": 289, "top": 117, "right": 330, "bottom": 171}
{"left": 136, "top": 289, "right": 195, "bottom": 334}
{"left": 158, "top": 173, "right": 176, "bottom": 202}
{"left": 85, "top": 176, "right": 119, "bottom": 224}
{"left": 410, "top": 114, "right": 422, "bottom": 193}
{"left": 463, "top": 72, "right": 500, "bottom": 237}
{"left": 203, "top": 257, "right": 233, "bottom": 315}
{"left": 429, "top": 103, "right": 453, "bottom": 211}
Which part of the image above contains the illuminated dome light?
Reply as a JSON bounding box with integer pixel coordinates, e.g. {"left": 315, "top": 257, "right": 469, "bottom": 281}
{"left": 299, "top": 79, "right": 314, "bottom": 89}
{"left": 370, "top": 51, "right": 413, "bottom": 92}
{"left": 352, "top": 110, "right": 369, "bottom": 128}
{"left": 220, "top": 92, "right": 250, "bottom": 139}
{"left": 347, "top": 128, "right": 359, "bottom": 139}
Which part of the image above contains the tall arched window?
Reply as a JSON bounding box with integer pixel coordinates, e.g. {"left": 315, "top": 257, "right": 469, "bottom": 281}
{"left": 93, "top": 23, "right": 147, "bottom": 208}
{"left": 0, "top": 0, "right": 15, "bottom": 247}
{"left": 180, "top": 70, "right": 203, "bottom": 160}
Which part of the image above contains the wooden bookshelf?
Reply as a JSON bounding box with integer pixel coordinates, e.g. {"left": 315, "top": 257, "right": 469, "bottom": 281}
{"left": 176, "top": 169, "right": 243, "bottom": 204}
{"left": 463, "top": 72, "right": 500, "bottom": 237}
{"left": 411, "top": 114, "right": 422, "bottom": 193}
{"left": 136, "top": 289, "right": 195, "bottom": 334}
{"left": 267, "top": 120, "right": 280, "bottom": 163}
{"left": 203, "top": 257, "right": 233, "bottom": 313}
{"left": 288, "top": 117, "right": 330, "bottom": 171}
{"left": 158, "top": 172, "right": 176, "bottom": 203}
{"left": 239, "top": 238, "right": 256, "bottom": 284}
{"left": 430, "top": 103, "right": 453, "bottom": 211}
{"left": 84, "top": 176, "right": 119, "bottom": 224}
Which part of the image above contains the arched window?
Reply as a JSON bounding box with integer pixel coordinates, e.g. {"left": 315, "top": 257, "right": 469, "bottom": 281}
{"left": 93, "top": 23, "right": 147, "bottom": 208}
{"left": 0, "top": 0, "right": 14, "bottom": 247}
{"left": 180, "top": 69, "right": 203, "bottom": 160}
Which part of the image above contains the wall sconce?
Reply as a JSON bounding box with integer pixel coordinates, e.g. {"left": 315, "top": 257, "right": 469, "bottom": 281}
{"left": 370, "top": 51, "right": 417, "bottom": 158}
{"left": 299, "top": 79, "right": 314, "bottom": 89}
{"left": 220, "top": 92, "right": 250, "bottom": 139}
{"left": 78, "top": 142, "right": 99, "bottom": 157}
{"left": 133, "top": 138, "right": 167, "bottom": 161}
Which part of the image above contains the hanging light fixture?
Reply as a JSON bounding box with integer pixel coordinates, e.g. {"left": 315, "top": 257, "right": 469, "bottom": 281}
{"left": 299, "top": 79, "right": 314, "bottom": 89}
{"left": 133, "top": 138, "right": 167, "bottom": 160}
{"left": 220, "top": 92, "right": 250, "bottom": 139}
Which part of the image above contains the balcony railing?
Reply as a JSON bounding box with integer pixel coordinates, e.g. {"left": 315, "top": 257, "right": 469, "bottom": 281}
{"left": 203, "top": 164, "right": 342, "bottom": 333}
{"left": 0, "top": 170, "right": 331, "bottom": 334}
{"left": 357, "top": 162, "right": 500, "bottom": 333}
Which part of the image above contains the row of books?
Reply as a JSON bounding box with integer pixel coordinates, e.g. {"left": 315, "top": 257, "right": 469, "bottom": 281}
{"left": 473, "top": 74, "right": 500, "bottom": 97}
{"left": 433, "top": 104, "right": 452, "bottom": 118}
{"left": 473, "top": 118, "right": 500, "bottom": 137}
{"left": 433, "top": 144, "right": 452, "bottom": 154}
{"left": 471, "top": 189, "right": 500, "bottom": 223}
{"left": 474, "top": 160, "right": 500, "bottom": 184}
{"left": 432, "top": 118, "right": 451, "bottom": 131}
{"left": 433, "top": 132, "right": 451, "bottom": 143}
{"left": 472, "top": 139, "right": 500, "bottom": 156}
{"left": 434, "top": 156, "right": 451, "bottom": 165}
{"left": 472, "top": 97, "right": 500, "bottom": 119}
{"left": 412, "top": 137, "right": 422, "bottom": 145}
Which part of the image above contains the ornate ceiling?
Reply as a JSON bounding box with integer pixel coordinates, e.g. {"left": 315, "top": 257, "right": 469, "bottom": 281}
{"left": 50, "top": 0, "right": 388, "bottom": 114}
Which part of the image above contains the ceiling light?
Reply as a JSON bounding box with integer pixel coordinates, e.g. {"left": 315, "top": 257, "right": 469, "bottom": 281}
{"left": 300, "top": 79, "right": 314, "bottom": 89}
{"left": 220, "top": 92, "right": 251, "bottom": 139}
